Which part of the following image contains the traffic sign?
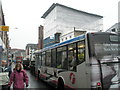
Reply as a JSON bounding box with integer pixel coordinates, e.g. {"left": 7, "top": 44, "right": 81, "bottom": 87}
{"left": 0, "top": 26, "right": 9, "bottom": 31}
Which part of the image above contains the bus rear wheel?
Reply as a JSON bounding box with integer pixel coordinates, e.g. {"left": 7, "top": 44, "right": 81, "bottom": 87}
{"left": 37, "top": 71, "right": 40, "bottom": 80}
{"left": 57, "top": 78, "right": 64, "bottom": 90}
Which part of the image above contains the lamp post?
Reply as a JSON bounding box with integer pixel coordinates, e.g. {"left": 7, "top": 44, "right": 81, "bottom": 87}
{"left": 7, "top": 38, "right": 11, "bottom": 66}
{"left": 7, "top": 27, "right": 18, "bottom": 64}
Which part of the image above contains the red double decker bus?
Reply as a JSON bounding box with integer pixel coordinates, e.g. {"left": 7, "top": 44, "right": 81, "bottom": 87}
{"left": 16, "top": 56, "right": 23, "bottom": 63}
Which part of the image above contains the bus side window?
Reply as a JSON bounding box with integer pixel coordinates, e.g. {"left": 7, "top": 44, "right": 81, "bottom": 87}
{"left": 51, "top": 49, "right": 57, "bottom": 68}
{"left": 35, "top": 54, "right": 39, "bottom": 67}
{"left": 46, "top": 50, "right": 51, "bottom": 66}
{"left": 39, "top": 54, "right": 42, "bottom": 67}
{"left": 77, "top": 41, "right": 85, "bottom": 65}
{"left": 68, "top": 43, "right": 77, "bottom": 71}
{"left": 57, "top": 46, "right": 67, "bottom": 69}
{"left": 61, "top": 46, "right": 67, "bottom": 70}
{"left": 57, "top": 47, "right": 62, "bottom": 68}
{"left": 42, "top": 52, "right": 45, "bottom": 66}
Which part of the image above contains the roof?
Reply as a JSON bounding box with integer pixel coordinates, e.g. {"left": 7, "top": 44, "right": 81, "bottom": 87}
{"left": 41, "top": 3, "right": 103, "bottom": 18}
{"left": 106, "top": 22, "right": 120, "bottom": 32}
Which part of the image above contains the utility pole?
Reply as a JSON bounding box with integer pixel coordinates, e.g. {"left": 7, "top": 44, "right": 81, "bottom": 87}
{"left": 118, "top": 2, "right": 120, "bottom": 56}
{"left": 11, "top": 54, "right": 14, "bottom": 62}
{"left": 6, "top": 47, "right": 9, "bottom": 66}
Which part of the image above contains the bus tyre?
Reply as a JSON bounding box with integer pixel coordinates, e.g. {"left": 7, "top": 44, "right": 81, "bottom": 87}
{"left": 57, "top": 78, "right": 64, "bottom": 90}
{"left": 36, "top": 73, "right": 39, "bottom": 80}
{"left": 38, "top": 71, "right": 40, "bottom": 80}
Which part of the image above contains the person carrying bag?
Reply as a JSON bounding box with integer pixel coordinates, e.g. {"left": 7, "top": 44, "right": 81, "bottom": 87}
{"left": 8, "top": 63, "right": 29, "bottom": 90}
{"left": 0, "top": 60, "right": 11, "bottom": 90}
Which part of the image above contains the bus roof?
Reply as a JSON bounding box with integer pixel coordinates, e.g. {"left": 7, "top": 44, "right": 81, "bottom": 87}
{"left": 35, "top": 34, "right": 85, "bottom": 53}
{"left": 34, "top": 32, "right": 119, "bottom": 54}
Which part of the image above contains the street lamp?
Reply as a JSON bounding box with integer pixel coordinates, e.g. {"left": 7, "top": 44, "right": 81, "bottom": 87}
{"left": 11, "top": 54, "right": 14, "bottom": 62}
{"left": 7, "top": 27, "right": 18, "bottom": 61}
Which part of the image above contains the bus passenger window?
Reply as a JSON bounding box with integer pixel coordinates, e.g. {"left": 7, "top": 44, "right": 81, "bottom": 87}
{"left": 46, "top": 50, "right": 51, "bottom": 66}
{"left": 61, "top": 46, "right": 67, "bottom": 69}
{"left": 39, "top": 54, "right": 42, "bottom": 67}
{"left": 42, "top": 52, "right": 45, "bottom": 66}
{"left": 57, "top": 46, "right": 67, "bottom": 69}
{"left": 51, "top": 49, "right": 56, "bottom": 67}
{"left": 35, "top": 54, "right": 40, "bottom": 67}
{"left": 57, "top": 47, "right": 62, "bottom": 68}
{"left": 68, "top": 43, "right": 77, "bottom": 71}
{"left": 77, "top": 41, "right": 85, "bottom": 65}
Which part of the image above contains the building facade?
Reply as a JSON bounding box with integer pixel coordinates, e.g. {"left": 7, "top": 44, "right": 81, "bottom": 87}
{"left": 41, "top": 3, "right": 103, "bottom": 47}
{"left": 106, "top": 23, "right": 119, "bottom": 33}
{"left": 9, "top": 49, "right": 25, "bottom": 61}
{"left": 60, "top": 28, "right": 86, "bottom": 42}
{"left": 0, "top": 0, "right": 9, "bottom": 61}
{"left": 25, "top": 44, "right": 38, "bottom": 60}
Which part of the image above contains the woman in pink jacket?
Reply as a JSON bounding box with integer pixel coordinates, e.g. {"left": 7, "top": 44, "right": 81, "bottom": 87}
{"left": 8, "top": 63, "right": 29, "bottom": 89}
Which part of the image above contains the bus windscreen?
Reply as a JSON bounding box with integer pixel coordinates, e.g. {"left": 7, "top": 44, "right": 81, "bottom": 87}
{"left": 89, "top": 33, "right": 120, "bottom": 89}
{"left": 90, "top": 34, "right": 120, "bottom": 60}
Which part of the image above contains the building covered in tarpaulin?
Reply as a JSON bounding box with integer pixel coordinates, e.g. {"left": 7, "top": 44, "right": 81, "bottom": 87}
{"left": 41, "top": 3, "right": 103, "bottom": 47}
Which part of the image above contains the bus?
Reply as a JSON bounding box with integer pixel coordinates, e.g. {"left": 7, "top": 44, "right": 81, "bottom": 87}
{"left": 16, "top": 56, "right": 23, "bottom": 63}
{"left": 34, "top": 32, "right": 120, "bottom": 90}
{"left": 30, "top": 53, "right": 36, "bottom": 74}
{"left": 23, "top": 58, "right": 30, "bottom": 69}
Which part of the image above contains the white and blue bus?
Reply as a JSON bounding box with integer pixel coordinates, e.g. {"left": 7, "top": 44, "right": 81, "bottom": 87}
{"left": 34, "top": 32, "right": 120, "bottom": 90}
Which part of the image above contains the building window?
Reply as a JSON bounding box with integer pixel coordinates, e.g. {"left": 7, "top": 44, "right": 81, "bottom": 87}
{"left": 62, "top": 38, "right": 63, "bottom": 41}
{"left": 111, "top": 28, "right": 116, "bottom": 32}
{"left": 65, "top": 37, "right": 67, "bottom": 40}
{"left": 70, "top": 36, "right": 72, "bottom": 38}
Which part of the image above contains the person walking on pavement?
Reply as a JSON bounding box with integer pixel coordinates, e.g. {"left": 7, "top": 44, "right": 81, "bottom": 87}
{"left": 0, "top": 60, "right": 11, "bottom": 90}
{"left": 8, "top": 63, "right": 29, "bottom": 90}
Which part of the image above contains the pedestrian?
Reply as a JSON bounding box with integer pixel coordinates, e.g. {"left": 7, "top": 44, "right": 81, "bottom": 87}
{"left": 0, "top": 60, "right": 11, "bottom": 90}
{"left": 8, "top": 63, "right": 29, "bottom": 90}
{"left": 7, "top": 60, "right": 12, "bottom": 77}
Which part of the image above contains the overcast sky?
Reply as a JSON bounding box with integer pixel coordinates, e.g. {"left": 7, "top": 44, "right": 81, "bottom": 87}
{"left": 1, "top": 0, "right": 120, "bottom": 49}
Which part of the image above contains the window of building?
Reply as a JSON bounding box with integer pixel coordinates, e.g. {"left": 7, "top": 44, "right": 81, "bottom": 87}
{"left": 111, "top": 28, "right": 116, "bottom": 32}
{"left": 65, "top": 37, "right": 67, "bottom": 40}
{"left": 70, "top": 36, "right": 72, "bottom": 38}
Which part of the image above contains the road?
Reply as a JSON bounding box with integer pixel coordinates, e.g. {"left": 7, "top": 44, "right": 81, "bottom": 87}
{"left": 26, "top": 70, "right": 54, "bottom": 89}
